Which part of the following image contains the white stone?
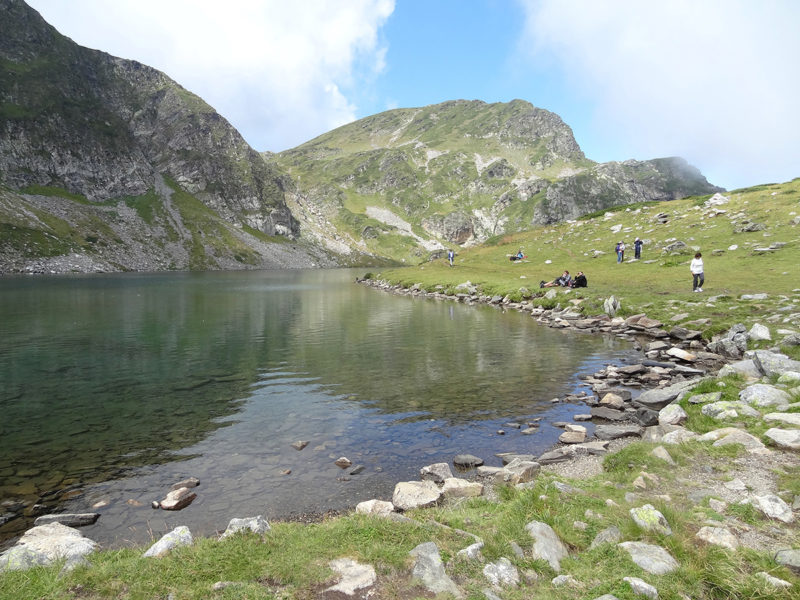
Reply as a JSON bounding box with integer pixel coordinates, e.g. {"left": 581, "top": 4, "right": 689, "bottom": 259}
{"left": 325, "top": 558, "right": 377, "bottom": 596}
{"left": 392, "top": 480, "right": 443, "bottom": 511}
{"left": 752, "top": 494, "right": 794, "bottom": 523}
{"left": 765, "top": 428, "right": 800, "bottom": 450}
{"left": 525, "top": 521, "right": 568, "bottom": 572}
{"left": 630, "top": 504, "right": 672, "bottom": 535}
{"left": 658, "top": 404, "right": 687, "bottom": 426}
{"left": 747, "top": 323, "right": 771, "bottom": 341}
{"left": 483, "top": 557, "right": 519, "bottom": 588}
{"left": 442, "top": 478, "right": 484, "bottom": 498}
{"left": 143, "top": 526, "right": 193, "bottom": 558}
{"left": 695, "top": 526, "right": 739, "bottom": 550}
{"left": 764, "top": 412, "right": 800, "bottom": 427}
{"left": 650, "top": 446, "right": 675, "bottom": 464}
{"left": 623, "top": 576, "right": 659, "bottom": 599}
{"left": 355, "top": 500, "right": 395, "bottom": 516}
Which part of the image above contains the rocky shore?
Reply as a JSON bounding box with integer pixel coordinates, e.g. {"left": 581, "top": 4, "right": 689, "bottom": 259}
{"left": 2, "top": 278, "right": 799, "bottom": 598}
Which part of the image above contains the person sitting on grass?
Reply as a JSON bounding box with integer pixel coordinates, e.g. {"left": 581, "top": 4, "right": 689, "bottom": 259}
{"left": 569, "top": 271, "right": 587, "bottom": 288}
{"left": 541, "top": 270, "right": 571, "bottom": 288}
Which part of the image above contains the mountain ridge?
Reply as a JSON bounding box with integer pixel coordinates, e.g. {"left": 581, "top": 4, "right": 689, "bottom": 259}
{"left": 1, "top": 0, "right": 722, "bottom": 272}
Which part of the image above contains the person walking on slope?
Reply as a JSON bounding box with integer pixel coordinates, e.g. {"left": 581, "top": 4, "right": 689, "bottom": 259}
{"left": 634, "top": 237, "right": 643, "bottom": 260}
{"left": 615, "top": 241, "right": 625, "bottom": 263}
{"left": 447, "top": 249, "right": 455, "bottom": 267}
{"left": 690, "top": 252, "right": 704, "bottom": 292}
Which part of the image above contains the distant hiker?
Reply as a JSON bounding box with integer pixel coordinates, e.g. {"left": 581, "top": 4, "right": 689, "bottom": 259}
{"left": 634, "top": 237, "right": 643, "bottom": 260}
{"left": 509, "top": 249, "right": 525, "bottom": 262}
{"left": 570, "top": 271, "right": 587, "bottom": 288}
{"left": 541, "top": 270, "right": 571, "bottom": 288}
{"left": 615, "top": 241, "right": 626, "bottom": 263}
{"left": 690, "top": 252, "right": 704, "bottom": 292}
{"left": 447, "top": 249, "right": 455, "bottom": 267}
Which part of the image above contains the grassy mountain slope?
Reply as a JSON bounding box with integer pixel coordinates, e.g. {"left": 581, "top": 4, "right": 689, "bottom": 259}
{"left": 271, "top": 99, "right": 721, "bottom": 265}
{"left": 372, "top": 178, "right": 800, "bottom": 337}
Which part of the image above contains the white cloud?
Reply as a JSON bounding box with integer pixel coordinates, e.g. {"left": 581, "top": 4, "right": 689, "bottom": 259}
{"left": 27, "top": 0, "right": 395, "bottom": 151}
{"left": 518, "top": 0, "right": 800, "bottom": 188}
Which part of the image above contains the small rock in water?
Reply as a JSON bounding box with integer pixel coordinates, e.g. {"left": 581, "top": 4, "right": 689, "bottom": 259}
{"left": 280, "top": 469, "right": 291, "bottom": 476}
{"left": 170, "top": 477, "right": 200, "bottom": 491}
{"left": 334, "top": 457, "right": 352, "bottom": 468}
{"left": 291, "top": 440, "right": 309, "bottom": 451}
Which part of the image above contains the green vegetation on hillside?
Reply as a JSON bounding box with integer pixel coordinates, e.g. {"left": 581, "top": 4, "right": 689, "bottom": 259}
{"left": 371, "top": 178, "right": 800, "bottom": 337}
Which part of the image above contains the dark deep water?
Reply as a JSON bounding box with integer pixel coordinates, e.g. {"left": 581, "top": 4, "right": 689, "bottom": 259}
{"left": 0, "top": 269, "right": 637, "bottom": 549}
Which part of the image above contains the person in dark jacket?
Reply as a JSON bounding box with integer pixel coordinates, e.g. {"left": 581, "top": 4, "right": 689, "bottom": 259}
{"left": 570, "top": 271, "right": 587, "bottom": 288}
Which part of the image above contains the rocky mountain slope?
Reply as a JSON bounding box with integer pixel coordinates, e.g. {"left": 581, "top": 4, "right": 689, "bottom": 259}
{"left": 271, "top": 100, "right": 722, "bottom": 263}
{"left": 0, "top": 0, "right": 338, "bottom": 272}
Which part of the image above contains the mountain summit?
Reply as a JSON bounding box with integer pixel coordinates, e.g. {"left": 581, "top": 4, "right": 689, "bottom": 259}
{"left": 272, "top": 99, "right": 722, "bottom": 263}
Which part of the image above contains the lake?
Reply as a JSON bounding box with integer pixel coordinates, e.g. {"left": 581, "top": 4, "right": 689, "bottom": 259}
{"left": 0, "top": 269, "right": 636, "bottom": 549}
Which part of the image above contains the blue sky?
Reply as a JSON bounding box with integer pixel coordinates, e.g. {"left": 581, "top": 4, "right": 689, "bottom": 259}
{"left": 25, "top": 0, "right": 800, "bottom": 191}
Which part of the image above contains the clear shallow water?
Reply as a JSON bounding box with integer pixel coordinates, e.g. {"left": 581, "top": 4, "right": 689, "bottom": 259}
{"left": 0, "top": 269, "right": 636, "bottom": 548}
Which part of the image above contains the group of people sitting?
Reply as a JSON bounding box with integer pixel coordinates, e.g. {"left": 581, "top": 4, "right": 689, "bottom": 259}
{"left": 540, "top": 270, "right": 587, "bottom": 288}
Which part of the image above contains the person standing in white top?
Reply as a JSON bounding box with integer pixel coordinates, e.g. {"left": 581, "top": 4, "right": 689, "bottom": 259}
{"left": 690, "top": 252, "right": 704, "bottom": 292}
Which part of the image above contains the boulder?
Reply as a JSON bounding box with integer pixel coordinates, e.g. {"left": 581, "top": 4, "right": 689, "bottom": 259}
{"left": 666, "top": 347, "right": 696, "bottom": 361}
{"left": 695, "top": 526, "right": 739, "bottom": 550}
{"left": 752, "top": 350, "right": 800, "bottom": 377}
{"left": 718, "top": 359, "right": 761, "bottom": 378}
{"left": 590, "top": 406, "right": 628, "bottom": 421}
{"left": 670, "top": 326, "right": 702, "bottom": 340}
{"left": 634, "top": 379, "right": 698, "bottom": 410}
{"left": 752, "top": 495, "right": 794, "bottom": 523}
{"left": 599, "top": 393, "right": 625, "bottom": 409}
{"left": 0, "top": 523, "right": 97, "bottom": 572}
{"left": 143, "top": 526, "right": 193, "bottom": 558}
{"left": 453, "top": 454, "right": 484, "bottom": 468}
{"left": 325, "top": 558, "right": 377, "bottom": 597}
{"left": 589, "top": 526, "right": 621, "bottom": 549}
{"left": 623, "top": 577, "right": 658, "bottom": 600}
{"left": 159, "top": 487, "right": 197, "bottom": 511}
{"left": 409, "top": 542, "right": 462, "bottom": 597}
{"left": 483, "top": 557, "right": 519, "bottom": 588}
{"left": 355, "top": 499, "right": 395, "bottom": 516}
{"left": 765, "top": 428, "right": 800, "bottom": 450}
{"left": 594, "top": 424, "right": 644, "bottom": 440}
{"left": 442, "top": 478, "right": 484, "bottom": 498}
{"left": 699, "top": 428, "right": 768, "bottom": 454}
{"left": 456, "top": 541, "right": 484, "bottom": 562}
{"left": 525, "top": 521, "right": 568, "bottom": 572}
{"left": 392, "top": 481, "right": 443, "bottom": 511}
{"left": 420, "top": 462, "right": 454, "bottom": 483}
{"left": 701, "top": 401, "right": 760, "bottom": 420}
{"left": 747, "top": 323, "right": 771, "bottom": 341}
{"left": 688, "top": 391, "right": 722, "bottom": 404}
{"left": 658, "top": 403, "right": 687, "bottom": 426}
{"left": 618, "top": 541, "right": 679, "bottom": 575}
{"left": 219, "top": 516, "right": 270, "bottom": 539}
{"left": 775, "top": 549, "right": 800, "bottom": 572}
{"left": 764, "top": 413, "right": 800, "bottom": 427}
{"left": 739, "top": 383, "right": 791, "bottom": 409}
{"left": 630, "top": 504, "right": 672, "bottom": 535}
{"left": 651, "top": 446, "right": 676, "bottom": 464}
{"left": 33, "top": 513, "right": 100, "bottom": 527}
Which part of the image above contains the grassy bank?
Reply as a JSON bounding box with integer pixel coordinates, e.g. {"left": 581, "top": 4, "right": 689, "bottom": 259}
{"left": 372, "top": 179, "right": 800, "bottom": 339}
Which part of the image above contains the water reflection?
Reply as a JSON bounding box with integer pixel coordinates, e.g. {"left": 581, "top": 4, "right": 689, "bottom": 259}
{"left": 0, "top": 269, "right": 636, "bottom": 548}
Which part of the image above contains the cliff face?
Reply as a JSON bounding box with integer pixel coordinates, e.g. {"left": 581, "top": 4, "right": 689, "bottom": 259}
{"left": 0, "top": 0, "right": 329, "bottom": 272}
{"left": 271, "top": 100, "right": 722, "bottom": 263}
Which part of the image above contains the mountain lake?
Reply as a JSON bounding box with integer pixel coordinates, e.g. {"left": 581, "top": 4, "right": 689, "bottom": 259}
{"left": 0, "top": 268, "right": 638, "bottom": 549}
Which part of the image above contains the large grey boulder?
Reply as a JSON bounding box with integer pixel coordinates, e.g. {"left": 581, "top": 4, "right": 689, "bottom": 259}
{"left": 752, "top": 495, "right": 794, "bottom": 523}
{"left": 748, "top": 323, "right": 772, "bottom": 341}
{"left": 143, "top": 526, "right": 193, "bottom": 558}
{"left": 699, "top": 428, "right": 768, "bottom": 454}
{"left": 33, "top": 513, "right": 100, "bottom": 527}
{"left": 420, "top": 462, "right": 454, "bottom": 483}
{"left": 594, "top": 424, "right": 644, "bottom": 440}
{"left": 775, "top": 548, "right": 800, "bottom": 572}
{"left": 442, "top": 478, "right": 484, "bottom": 498}
{"left": 695, "top": 526, "right": 739, "bottom": 550}
{"left": 739, "top": 384, "right": 791, "bottom": 409}
{"left": 525, "top": 521, "right": 568, "bottom": 572}
{"left": 701, "top": 401, "right": 760, "bottom": 420}
{"left": 589, "top": 526, "right": 621, "bottom": 549}
{"left": 658, "top": 403, "right": 687, "bottom": 426}
{"left": 392, "top": 481, "right": 443, "bottom": 511}
{"left": 618, "top": 541, "right": 679, "bottom": 575}
{"left": 765, "top": 428, "right": 800, "bottom": 450}
{"left": 355, "top": 499, "right": 395, "bottom": 516}
{"left": 0, "top": 523, "right": 97, "bottom": 572}
{"left": 409, "top": 542, "right": 462, "bottom": 597}
{"left": 752, "top": 350, "right": 800, "bottom": 377}
{"left": 718, "top": 359, "right": 761, "bottom": 378}
{"left": 764, "top": 413, "right": 800, "bottom": 427}
{"left": 634, "top": 379, "right": 698, "bottom": 410}
{"left": 219, "top": 515, "right": 270, "bottom": 539}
